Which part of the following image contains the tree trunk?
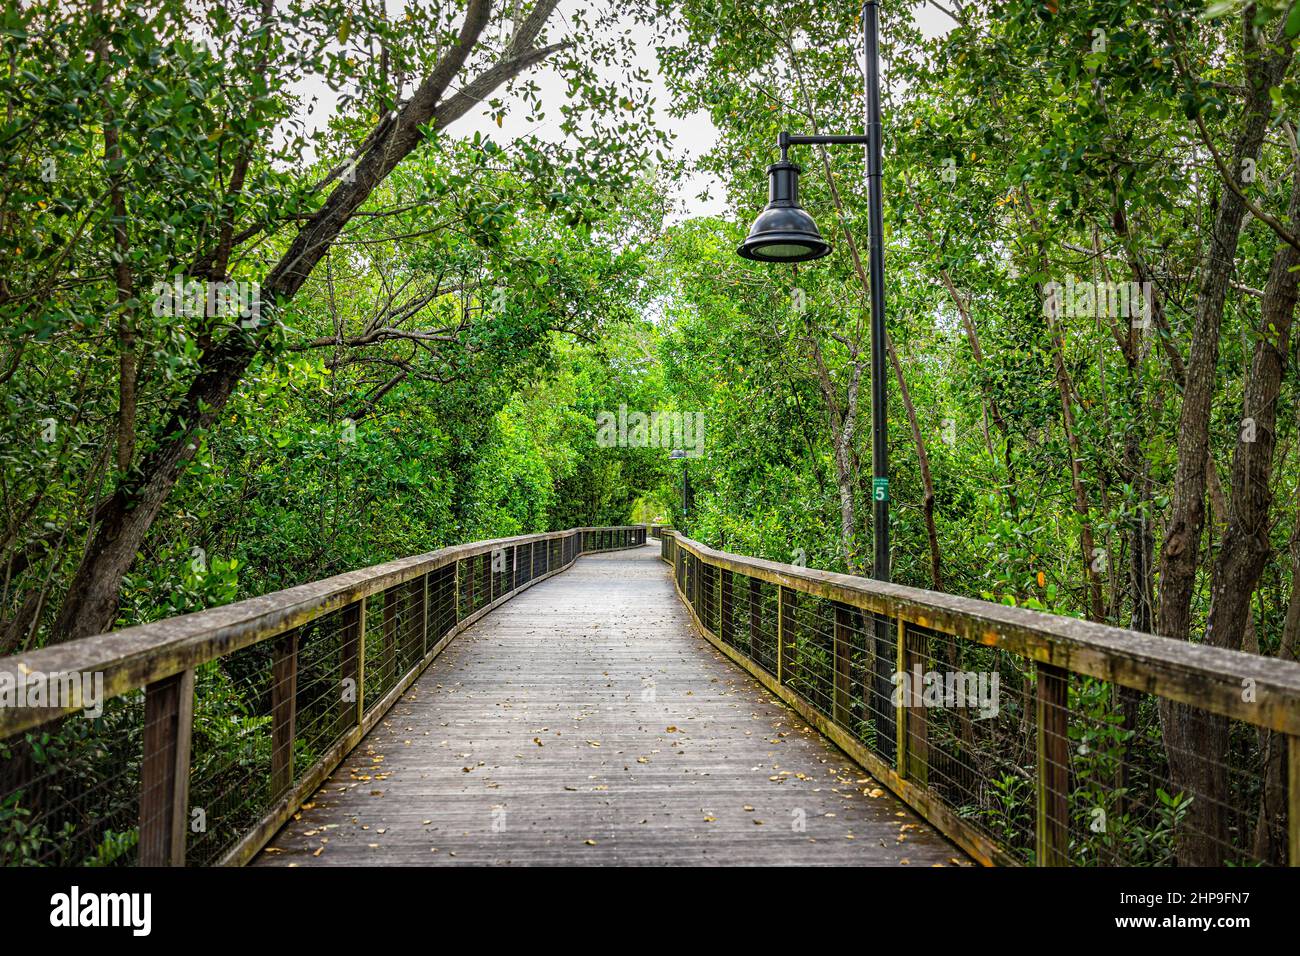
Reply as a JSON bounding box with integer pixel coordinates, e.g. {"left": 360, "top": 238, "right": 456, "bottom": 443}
{"left": 49, "top": 0, "right": 571, "bottom": 641}
{"left": 1157, "top": 18, "right": 1292, "bottom": 865}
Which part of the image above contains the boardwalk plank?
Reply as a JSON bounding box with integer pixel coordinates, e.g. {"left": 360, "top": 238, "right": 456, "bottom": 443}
{"left": 255, "top": 546, "right": 966, "bottom": 866}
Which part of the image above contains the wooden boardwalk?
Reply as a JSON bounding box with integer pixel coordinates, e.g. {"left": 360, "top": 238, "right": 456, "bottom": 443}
{"left": 255, "top": 545, "right": 965, "bottom": 866}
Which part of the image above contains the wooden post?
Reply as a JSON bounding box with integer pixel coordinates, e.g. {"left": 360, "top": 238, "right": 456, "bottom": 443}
{"left": 779, "top": 586, "right": 797, "bottom": 687}
{"left": 1289, "top": 734, "right": 1300, "bottom": 866}
{"left": 270, "top": 630, "right": 299, "bottom": 797}
{"left": 139, "top": 668, "right": 195, "bottom": 866}
{"left": 1036, "top": 662, "right": 1070, "bottom": 866}
{"left": 748, "top": 576, "right": 761, "bottom": 659}
{"left": 719, "top": 568, "right": 734, "bottom": 645}
{"left": 833, "top": 602, "right": 852, "bottom": 728}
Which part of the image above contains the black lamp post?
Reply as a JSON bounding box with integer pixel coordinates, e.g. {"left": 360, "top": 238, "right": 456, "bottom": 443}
{"left": 735, "top": 0, "right": 889, "bottom": 585}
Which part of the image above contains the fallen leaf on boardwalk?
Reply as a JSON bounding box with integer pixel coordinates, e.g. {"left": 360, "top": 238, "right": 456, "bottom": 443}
{"left": 313, "top": 847, "right": 324, "bottom": 857}
{"left": 666, "top": 726, "right": 678, "bottom": 733}
{"left": 584, "top": 839, "right": 597, "bottom": 846}
{"left": 868, "top": 788, "right": 885, "bottom": 798}
{"left": 636, "top": 757, "right": 648, "bottom": 764}
{"left": 370, "top": 790, "right": 384, "bottom": 796}
{"left": 703, "top": 815, "right": 716, "bottom": 823}
{"left": 533, "top": 738, "right": 543, "bottom": 746}
{"left": 743, "top": 805, "right": 754, "bottom": 812}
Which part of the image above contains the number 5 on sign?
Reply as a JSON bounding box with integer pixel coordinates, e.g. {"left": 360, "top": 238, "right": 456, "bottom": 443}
{"left": 873, "top": 477, "right": 889, "bottom": 502}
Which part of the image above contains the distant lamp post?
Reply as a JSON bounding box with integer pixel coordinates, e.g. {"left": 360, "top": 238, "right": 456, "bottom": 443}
{"left": 734, "top": 0, "right": 890, "bottom": 584}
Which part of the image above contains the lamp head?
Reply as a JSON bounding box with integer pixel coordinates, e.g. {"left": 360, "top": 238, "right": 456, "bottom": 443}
{"left": 737, "top": 160, "right": 832, "bottom": 263}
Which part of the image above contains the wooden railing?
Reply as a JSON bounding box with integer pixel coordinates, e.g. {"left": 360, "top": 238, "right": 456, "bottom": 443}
{"left": 660, "top": 531, "right": 1300, "bottom": 866}
{"left": 0, "top": 525, "right": 646, "bottom": 867}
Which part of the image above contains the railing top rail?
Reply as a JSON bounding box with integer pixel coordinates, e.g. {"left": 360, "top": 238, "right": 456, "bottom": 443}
{"left": 0, "top": 525, "right": 643, "bottom": 737}
{"left": 663, "top": 531, "right": 1300, "bottom": 734}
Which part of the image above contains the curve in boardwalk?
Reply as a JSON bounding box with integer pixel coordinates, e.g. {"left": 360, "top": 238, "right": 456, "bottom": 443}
{"left": 255, "top": 545, "right": 966, "bottom": 866}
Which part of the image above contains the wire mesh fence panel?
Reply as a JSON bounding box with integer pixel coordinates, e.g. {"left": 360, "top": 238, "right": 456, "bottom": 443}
{"left": 429, "top": 564, "right": 457, "bottom": 641}
{"left": 491, "top": 547, "right": 509, "bottom": 601}
{"left": 1052, "top": 677, "right": 1287, "bottom": 867}
{"left": 902, "top": 623, "right": 1036, "bottom": 863}
{"left": 856, "top": 610, "right": 897, "bottom": 765}
{"left": 718, "top": 570, "right": 745, "bottom": 655}
{"left": 187, "top": 641, "right": 276, "bottom": 867}
{"left": 479, "top": 552, "right": 492, "bottom": 610}
{"left": 786, "top": 593, "right": 837, "bottom": 723}
{"left": 516, "top": 544, "right": 530, "bottom": 588}
{"left": 293, "top": 607, "right": 354, "bottom": 774}
{"left": 749, "top": 577, "right": 779, "bottom": 677}
{"left": 457, "top": 553, "right": 490, "bottom": 620}
{"left": 0, "top": 694, "right": 144, "bottom": 866}
{"left": 699, "top": 563, "right": 718, "bottom": 636}
{"left": 364, "top": 592, "right": 395, "bottom": 712}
